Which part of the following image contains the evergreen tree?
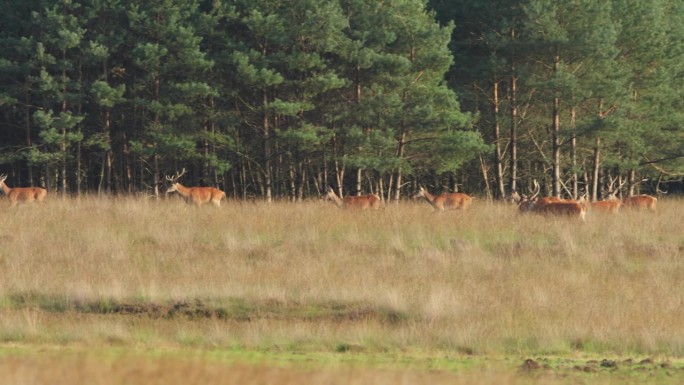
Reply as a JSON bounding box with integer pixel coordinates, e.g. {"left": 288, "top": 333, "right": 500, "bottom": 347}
{"left": 334, "top": 0, "right": 482, "bottom": 199}
{"left": 612, "top": 0, "right": 684, "bottom": 194}
{"left": 0, "top": 0, "right": 45, "bottom": 186}
{"left": 126, "top": 0, "right": 214, "bottom": 193}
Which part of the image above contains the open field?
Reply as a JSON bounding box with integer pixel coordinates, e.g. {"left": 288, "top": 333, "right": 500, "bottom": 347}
{"left": 0, "top": 195, "right": 682, "bottom": 383}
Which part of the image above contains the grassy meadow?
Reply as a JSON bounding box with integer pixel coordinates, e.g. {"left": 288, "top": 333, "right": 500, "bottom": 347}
{"left": 0, "top": 194, "right": 683, "bottom": 384}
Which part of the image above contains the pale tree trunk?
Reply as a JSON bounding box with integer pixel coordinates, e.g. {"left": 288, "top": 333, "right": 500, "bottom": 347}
{"left": 552, "top": 94, "right": 561, "bottom": 197}
{"left": 508, "top": 26, "right": 518, "bottom": 195}
{"left": 61, "top": 67, "right": 68, "bottom": 195}
{"left": 493, "top": 81, "right": 505, "bottom": 199}
{"left": 394, "top": 131, "right": 406, "bottom": 202}
{"left": 591, "top": 138, "right": 600, "bottom": 201}
{"left": 356, "top": 169, "right": 362, "bottom": 196}
{"left": 628, "top": 169, "right": 637, "bottom": 196}
{"left": 355, "top": 63, "right": 363, "bottom": 197}
{"left": 480, "top": 155, "right": 492, "bottom": 200}
{"left": 332, "top": 132, "right": 345, "bottom": 195}
{"left": 24, "top": 84, "right": 34, "bottom": 186}
{"left": 570, "top": 107, "right": 577, "bottom": 198}
{"left": 262, "top": 89, "right": 272, "bottom": 202}
{"left": 551, "top": 55, "right": 561, "bottom": 197}
{"left": 591, "top": 100, "right": 606, "bottom": 201}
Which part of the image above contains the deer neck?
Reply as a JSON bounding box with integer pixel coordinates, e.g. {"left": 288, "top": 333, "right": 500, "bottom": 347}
{"left": 421, "top": 190, "right": 438, "bottom": 207}
{"left": 173, "top": 183, "right": 192, "bottom": 197}
{"left": 328, "top": 191, "right": 345, "bottom": 207}
{"left": 0, "top": 180, "right": 11, "bottom": 195}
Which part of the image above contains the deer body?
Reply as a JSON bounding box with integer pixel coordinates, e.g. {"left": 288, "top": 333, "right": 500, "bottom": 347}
{"left": 167, "top": 183, "right": 225, "bottom": 207}
{"left": 325, "top": 187, "right": 381, "bottom": 210}
{"left": 515, "top": 180, "right": 585, "bottom": 220}
{"left": 414, "top": 187, "right": 472, "bottom": 211}
{"left": 165, "top": 169, "right": 225, "bottom": 207}
{"left": 0, "top": 175, "right": 47, "bottom": 205}
{"left": 623, "top": 195, "right": 657, "bottom": 211}
{"left": 591, "top": 200, "right": 622, "bottom": 213}
{"left": 536, "top": 201, "right": 586, "bottom": 220}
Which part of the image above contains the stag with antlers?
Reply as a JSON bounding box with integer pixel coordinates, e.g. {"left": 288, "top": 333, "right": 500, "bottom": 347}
{"left": 592, "top": 177, "right": 657, "bottom": 212}
{"left": 589, "top": 177, "right": 623, "bottom": 214}
{"left": 165, "top": 168, "right": 226, "bottom": 207}
{"left": 515, "top": 180, "right": 585, "bottom": 220}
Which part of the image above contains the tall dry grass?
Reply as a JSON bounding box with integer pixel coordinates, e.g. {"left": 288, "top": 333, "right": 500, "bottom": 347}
{"left": 0, "top": 195, "right": 682, "bottom": 356}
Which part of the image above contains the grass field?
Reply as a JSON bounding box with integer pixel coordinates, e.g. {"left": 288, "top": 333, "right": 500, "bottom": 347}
{"left": 0, "top": 195, "right": 682, "bottom": 384}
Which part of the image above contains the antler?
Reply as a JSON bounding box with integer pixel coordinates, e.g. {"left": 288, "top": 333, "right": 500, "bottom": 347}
{"left": 529, "top": 179, "right": 541, "bottom": 201}
{"left": 605, "top": 176, "right": 626, "bottom": 199}
{"left": 165, "top": 168, "right": 187, "bottom": 182}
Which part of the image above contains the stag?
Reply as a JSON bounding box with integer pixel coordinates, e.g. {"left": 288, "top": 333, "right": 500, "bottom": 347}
{"left": 165, "top": 168, "right": 226, "bottom": 207}
{"left": 515, "top": 180, "right": 585, "bottom": 220}
{"left": 589, "top": 178, "right": 622, "bottom": 213}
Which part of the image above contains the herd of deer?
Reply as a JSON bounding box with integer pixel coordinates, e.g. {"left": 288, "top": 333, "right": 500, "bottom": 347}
{"left": 324, "top": 179, "right": 658, "bottom": 220}
{"left": 0, "top": 172, "right": 658, "bottom": 219}
{"left": 508, "top": 179, "right": 657, "bottom": 221}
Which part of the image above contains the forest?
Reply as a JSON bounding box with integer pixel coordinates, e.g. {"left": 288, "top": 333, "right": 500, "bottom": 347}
{"left": 0, "top": 0, "right": 682, "bottom": 201}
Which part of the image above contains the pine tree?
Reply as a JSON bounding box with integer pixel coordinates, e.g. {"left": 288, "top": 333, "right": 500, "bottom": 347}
{"left": 126, "top": 0, "right": 214, "bottom": 193}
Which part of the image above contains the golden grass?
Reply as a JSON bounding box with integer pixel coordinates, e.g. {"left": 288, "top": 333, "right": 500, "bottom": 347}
{"left": 0, "top": 195, "right": 683, "bottom": 383}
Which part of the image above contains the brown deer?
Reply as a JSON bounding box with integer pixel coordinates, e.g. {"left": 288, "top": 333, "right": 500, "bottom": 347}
{"left": 623, "top": 195, "right": 657, "bottom": 211}
{"left": 324, "top": 186, "right": 382, "bottom": 210}
{"left": 165, "top": 168, "right": 226, "bottom": 207}
{"left": 589, "top": 178, "right": 622, "bottom": 213}
{"left": 413, "top": 186, "right": 472, "bottom": 211}
{"left": 591, "top": 177, "right": 656, "bottom": 212}
{"left": 0, "top": 174, "right": 47, "bottom": 206}
{"left": 515, "top": 180, "right": 585, "bottom": 220}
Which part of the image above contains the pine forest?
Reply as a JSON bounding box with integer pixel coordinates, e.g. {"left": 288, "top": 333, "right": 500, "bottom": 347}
{"left": 1, "top": 0, "right": 683, "bottom": 201}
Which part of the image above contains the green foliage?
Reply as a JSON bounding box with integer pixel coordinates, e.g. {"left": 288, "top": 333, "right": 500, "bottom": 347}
{"left": 0, "top": 0, "right": 680, "bottom": 197}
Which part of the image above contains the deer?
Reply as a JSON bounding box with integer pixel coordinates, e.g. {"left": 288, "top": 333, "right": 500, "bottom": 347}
{"left": 164, "top": 168, "right": 226, "bottom": 207}
{"left": 589, "top": 178, "right": 622, "bottom": 214}
{"left": 515, "top": 180, "right": 554, "bottom": 213}
{"left": 515, "top": 180, "right": 585, "bottom": 220}
{"left": 413, "top": 186, "right": 472, "bottom": 211}
{"left": 593, "top": 177, "right": 656, "bottom": 212}
{"left": 623, "top": 194, "right": 657, "bottom": 211}
{"left": 0, "top": 174, "right": 47, "bottom": 206}
{"left": 324, "top": 186, "right": 382, "bottom": 210}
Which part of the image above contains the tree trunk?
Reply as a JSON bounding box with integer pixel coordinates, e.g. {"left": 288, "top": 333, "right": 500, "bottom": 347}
{"left": 551, "top": 55, "right": 561, "bottom": 197}
{"left": 24, "top": 85, "right": 34, "bottom": 187}
{"left": 508, "top": 26, "right": 518, "bottom": 195}
{"left": 394, "top": 130, "right": 406, "bottom": 202}
{"left": 262, "top": 89, "right": 272, "bottom": 202}
{"left": 591, "top": 138, "right": 600, "bottom": 201}
{"left": 552, "top": 94, "right": 561, "bottom": 197}
{"left": 356, "top": 169, "right": 362, "bottom": 196}
{"left": 480, "top": 155, "right": 492, "bottom": 200}
{"left": 493, "top": 81, "right": 505, "bottom": 199}
{"left": 570, "top": 107, "right": 577, "bottom": 198}
{"left": 61, "top": 72, "right": 68, "bottom": 195}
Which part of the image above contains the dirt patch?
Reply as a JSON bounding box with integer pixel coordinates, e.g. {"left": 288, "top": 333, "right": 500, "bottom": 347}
{"left": 522, "top": 357, "right": 682, "bottom": 377}
{"left": 7, "top": 292, "right": 411, "bottom": 324}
